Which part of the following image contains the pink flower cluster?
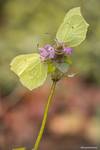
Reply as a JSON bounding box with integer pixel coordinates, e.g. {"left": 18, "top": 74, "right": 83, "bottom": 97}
{"left": 39, "top": 45, "right": 55, "bottom": 61}
{"left": 39, "top": 44, "right": 73, "bottom": 61}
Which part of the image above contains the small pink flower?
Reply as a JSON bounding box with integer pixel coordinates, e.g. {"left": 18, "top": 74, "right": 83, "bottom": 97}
{"left": 63, "top": 47, "right": 73, "bottom": 55}
{"left": 39, "top": 44, "right": 55, "bottom": 61}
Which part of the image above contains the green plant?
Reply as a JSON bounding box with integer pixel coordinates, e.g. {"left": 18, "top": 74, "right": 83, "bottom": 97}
{"left": 11, "top": 7, "right": 89, "bottom": 150}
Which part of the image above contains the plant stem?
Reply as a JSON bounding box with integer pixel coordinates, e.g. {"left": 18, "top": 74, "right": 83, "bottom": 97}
{"left": 33, "top": 81, "right": 57, "bottom": 150}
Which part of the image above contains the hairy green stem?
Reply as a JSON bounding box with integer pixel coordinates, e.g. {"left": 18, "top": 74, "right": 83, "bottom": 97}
{"left": 33, "top": 81, "right": 57, "bottom": 150}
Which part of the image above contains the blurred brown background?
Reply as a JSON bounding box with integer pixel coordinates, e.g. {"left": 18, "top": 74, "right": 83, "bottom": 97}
{"left": 0, "top": 0, "right": 100, "bottom": 149}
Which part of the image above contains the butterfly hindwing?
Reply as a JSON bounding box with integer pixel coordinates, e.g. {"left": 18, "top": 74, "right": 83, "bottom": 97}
{"left": 10, "top": 53, "right": 47, "bottom": 90}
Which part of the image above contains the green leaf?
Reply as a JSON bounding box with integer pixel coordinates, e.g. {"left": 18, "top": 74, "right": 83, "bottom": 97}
{"left": 64, "top": 56, "right": 72, "bottom": 65}
{"left": 13, "top": 148, "right": 25, "bottom": 150}
{"left": 56, "top": 7, "right": 89, "bottom": 47}
{"left": 48, "top": 62, "right": 56, "bottom": 73}
{"left": 10, "top": 53, "right": 47, "bottom": 90}
{"left": 55, "top": 62, "right": 69, "bottom": 73}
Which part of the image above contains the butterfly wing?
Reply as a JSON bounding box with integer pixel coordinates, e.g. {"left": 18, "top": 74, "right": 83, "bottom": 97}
{"left": 56, "top": 7, "right": 89, "bottom": 47}
{"left": 10, "top": 53, "right": 47, "bottom": 90}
